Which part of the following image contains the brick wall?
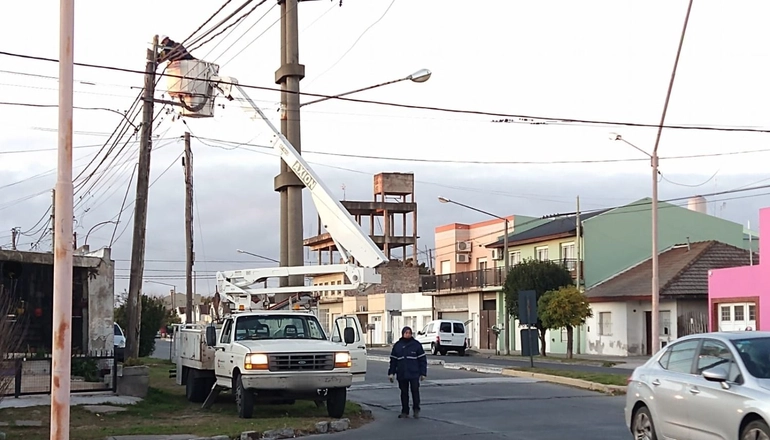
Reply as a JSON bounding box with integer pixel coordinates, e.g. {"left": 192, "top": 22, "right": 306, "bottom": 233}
{"left": 366, "top": 261, "right": 420, "bottom": 294}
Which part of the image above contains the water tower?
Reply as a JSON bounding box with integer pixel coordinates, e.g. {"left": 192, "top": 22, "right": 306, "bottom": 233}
{"left": 687, "top": 196, "right": 708, "bottom": 214}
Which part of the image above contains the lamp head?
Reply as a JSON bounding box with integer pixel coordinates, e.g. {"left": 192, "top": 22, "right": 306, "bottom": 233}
{"left": 408, "top": 69, "right": 432, "bottom": 83}
{"left": 438, "top": 196, "right": 450, "bottom": 204}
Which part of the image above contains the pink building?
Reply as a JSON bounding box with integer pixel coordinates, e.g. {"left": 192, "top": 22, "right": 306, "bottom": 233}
{"left": 708, "top": 207, "right": 768, "bottom": 332}
{"left": 434, "top": 217, "right": 515, "bottom": 275}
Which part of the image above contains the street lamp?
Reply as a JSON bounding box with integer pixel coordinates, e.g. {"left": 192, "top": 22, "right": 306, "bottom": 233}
{"left": 236, "top": 249, "right": 280, "bottom": 263}
{"left": 84, "top": 221, "right": 118, "bottom": 247}
{"left": 145, "top": 280, "right": 177, "bottom": 311}
{"left": 300, "top": 68, "right": 432, "bottom": 107}
{"left": 438, "top": 196, "right": 510, "bottom": 356}
{"left": 609, "top": 132, "right": 661, "bottom": 354}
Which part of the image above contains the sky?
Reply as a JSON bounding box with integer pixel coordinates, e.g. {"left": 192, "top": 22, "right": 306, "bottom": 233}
{"left": 1, "top": 0, "right": 770, "bottom": 297}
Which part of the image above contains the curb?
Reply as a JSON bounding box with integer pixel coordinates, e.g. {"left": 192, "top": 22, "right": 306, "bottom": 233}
{"left": 500, "top": 369, "right": 627, "bottom": 395}
{"left": 442, "top": 363, "right": 503, "bottom": 375}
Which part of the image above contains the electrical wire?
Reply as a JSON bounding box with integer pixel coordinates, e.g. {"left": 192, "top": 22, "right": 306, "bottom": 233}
{"left": 6, "top": 49, "right": 770, "bottom": 134}
{"left": 186, "top": 0, "right": 260, "bottom": 52}
{"left": 182, "top": 0, "right": 235, "bottom": 46}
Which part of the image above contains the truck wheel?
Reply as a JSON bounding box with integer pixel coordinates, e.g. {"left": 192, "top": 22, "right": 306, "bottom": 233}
{"left": 236, "top": 375, "right": 254, "bottom": 419}
{"left": 185, "top": 372, "right": 208, "bottom": 403}
{"left": 326, "top": 387, "right": 347, "bottom": 419}
{"left": 431, "top": 343, "right": 440, "bottom": 356}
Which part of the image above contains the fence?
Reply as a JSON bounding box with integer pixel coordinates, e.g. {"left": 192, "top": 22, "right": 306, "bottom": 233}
{"left": 0, "top": 350, "right": 116, "bottom": 398}
{"left": 677, "top": 312, "right": 709, "bottom": 337}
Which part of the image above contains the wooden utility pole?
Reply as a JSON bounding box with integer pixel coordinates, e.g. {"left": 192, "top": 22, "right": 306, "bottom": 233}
{"left": 183, "top": 132, "right": 194, "bottom": 324}
{"left": 50, "top": 189, "right": 56, "bottom": 251}
{"left": 126, "top": 35, "right": 158, "bottom": 359}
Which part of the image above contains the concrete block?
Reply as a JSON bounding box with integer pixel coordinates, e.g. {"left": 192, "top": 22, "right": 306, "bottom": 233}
{"left": 83, "top": 405, "right": 127, "bottom": 414}
{"left": 314, "top": 421, "right": 329, "bottom": 434}
{"left": 240, "top": 431, "right": 260, "bottom": 440}
{"left": 358, "top": 404, "right": 373, "bottom": 418}
{"left": 116, "top": 366, "right": 150, "bottom": 398}
{"left": 261, "top": 427, "right": 295, "bottom": 439}
{"left": 14, "top": 420, "right": 42, "bottom": 427}
{"left": 330, "top": 418, "right": 350, "bottom": 432}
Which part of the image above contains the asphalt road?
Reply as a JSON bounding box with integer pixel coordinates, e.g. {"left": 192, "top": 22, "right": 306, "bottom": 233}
{"left": 368, "top": 347, "right": 635, "bottom": 374}
{"left": 151, "top": 338, "right": 172, "bottom": 360}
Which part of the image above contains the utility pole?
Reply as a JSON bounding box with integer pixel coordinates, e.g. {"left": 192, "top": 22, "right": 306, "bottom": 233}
{"left": 10, "top": 228, "right": 18, "bottom": 250}
{"left": 126, "top": 35, "right": 158, "bottom": 360}
{"left": 575, "top": 196, "right": 582, "bottom": 355}
{"left": 50, "top": 189, "right": 56, "bottom": 250}
{"left": 51, "top": 0, "right": 74, "bottom": 437}
{"left": 275, "top": 0, "right": 306, "bottom": 295}
{"left": 183, "top": 132, "right": 194, "bottom": 324}
{"left": 503, "top": 218, "right": 510, "bottom": 356}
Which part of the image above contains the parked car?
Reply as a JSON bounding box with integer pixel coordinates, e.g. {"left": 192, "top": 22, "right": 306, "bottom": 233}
{"left": 626, "top": 331, "right": 770, "bottom": 440}
{"left": 114, "top": 323, "right": 126, "bottom": 362}
{"left": 415, "top": 319, "right": 469, "bottom": 356}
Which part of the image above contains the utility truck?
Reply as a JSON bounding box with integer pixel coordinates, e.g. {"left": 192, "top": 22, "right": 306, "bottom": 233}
{"left": 165, "top": 57, "right": 388, "bottom": 419}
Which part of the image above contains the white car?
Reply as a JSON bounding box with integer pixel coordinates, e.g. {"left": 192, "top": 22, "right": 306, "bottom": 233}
{"left": 114, "top": 323, "right": 126, "bottom": 361}
{"left": 626, "top": 331, "right": 770, "bottom": 440}
{"left": 416, "top": 319, "right": 469, "bottom": 356}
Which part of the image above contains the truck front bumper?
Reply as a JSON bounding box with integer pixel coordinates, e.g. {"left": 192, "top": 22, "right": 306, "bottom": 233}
{"left": 240, "top": 371, "right": 353, "bottom": 391}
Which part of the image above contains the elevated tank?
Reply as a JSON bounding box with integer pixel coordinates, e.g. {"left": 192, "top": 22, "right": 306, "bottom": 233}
{"left": 166, "top": 59, "right": 220, "bottom": 118}
{"left": 687, "top": 196, "right": 708, "bottom": 214}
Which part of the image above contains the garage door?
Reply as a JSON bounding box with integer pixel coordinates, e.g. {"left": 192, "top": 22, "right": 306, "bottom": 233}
{"left": 718, "top": 302, "right": 756, "bottom": 331}
{"left": 440, "top": 311, "right": 468, "bottom": 323}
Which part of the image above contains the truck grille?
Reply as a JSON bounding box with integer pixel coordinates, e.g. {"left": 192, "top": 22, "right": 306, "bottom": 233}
{"left": 268, "top": 353, "right": 334, "bottom": 372}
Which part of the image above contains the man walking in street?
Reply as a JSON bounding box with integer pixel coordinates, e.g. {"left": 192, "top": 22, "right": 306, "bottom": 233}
{"left": 388, "top": 326, "right": 427, "bottom": 418}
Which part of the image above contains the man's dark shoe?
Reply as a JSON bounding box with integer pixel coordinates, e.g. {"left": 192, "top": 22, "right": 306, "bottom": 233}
{"left": 398, "top": 413, "right": 409, "bottom": 418}
{"left": 413, "top": 410, "right": 420, "bottom": 419}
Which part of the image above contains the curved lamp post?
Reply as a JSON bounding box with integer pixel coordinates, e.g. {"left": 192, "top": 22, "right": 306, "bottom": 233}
{"left": 84, "top": 220, "right": 118, "bottom": 247}
{"left": 300, "top": 68, "right": 432, "bottom": 107}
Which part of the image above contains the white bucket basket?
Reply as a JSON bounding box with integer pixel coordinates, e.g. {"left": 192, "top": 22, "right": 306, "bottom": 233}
{"left": 166, "top": 60, "right": 220, "bottom": 118}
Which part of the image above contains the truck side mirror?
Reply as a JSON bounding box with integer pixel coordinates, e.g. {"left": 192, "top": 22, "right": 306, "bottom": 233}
{"left": 343, "top": 327, "right": 355, "bottom": 344}
{"left": 205, "top": 325, "right": 217, "bottom": 347}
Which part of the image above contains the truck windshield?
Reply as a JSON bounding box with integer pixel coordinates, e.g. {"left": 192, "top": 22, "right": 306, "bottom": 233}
{"left": 234, "top": 315, "right": 327, "bottom": 341}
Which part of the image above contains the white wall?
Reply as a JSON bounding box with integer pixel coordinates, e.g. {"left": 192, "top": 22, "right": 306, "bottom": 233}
{"left": 512, "top": 318, "right": 552, "bottom": 354}
{"left": 585, "top": 300, "right": 679, "bottom": 356}
{"left": 468, "top": 293, "right": 481, "bottom": 349}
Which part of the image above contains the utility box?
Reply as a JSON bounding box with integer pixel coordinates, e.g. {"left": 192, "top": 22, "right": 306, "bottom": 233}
{"left": 520, "top": 328, "right": 539, "bottom": 357}
{"left": 166, "top": 60, "right": 220, "bottom": 118}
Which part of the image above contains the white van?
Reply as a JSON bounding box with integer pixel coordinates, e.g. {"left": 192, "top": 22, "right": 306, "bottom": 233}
{"left": 416, "top": 319, "right": 469, "bottom": 356}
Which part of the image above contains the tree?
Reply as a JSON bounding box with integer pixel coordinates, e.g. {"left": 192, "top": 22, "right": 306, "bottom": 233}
{"left": 503, "top": 259, "right": 574, "bottom": 356}
{"left": 538, "top": 286, "right": 592, "bottom": 358}
{"left": 115, "top": 294, "right": 169, "bottom": 358}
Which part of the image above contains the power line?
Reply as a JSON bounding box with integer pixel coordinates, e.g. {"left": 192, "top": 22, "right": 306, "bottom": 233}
{"left": 5, "top": 49, "right": 770, "bottom": 135}
{"left": 187, "top": 0, "right": 261, "bottom": 52}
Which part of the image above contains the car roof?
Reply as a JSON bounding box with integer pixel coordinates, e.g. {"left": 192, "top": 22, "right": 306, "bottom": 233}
{"left": 677, "top": 331, "right": 770, "bottom": 342}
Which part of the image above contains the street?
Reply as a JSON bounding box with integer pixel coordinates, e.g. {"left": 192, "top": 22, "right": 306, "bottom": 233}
{"left": 153, "top": 341, "right": 629, "bottom": 439}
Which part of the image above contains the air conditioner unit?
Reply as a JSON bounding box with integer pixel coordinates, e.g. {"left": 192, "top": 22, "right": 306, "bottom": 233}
{"left": 456, "top": 254, "right": 470, "bottom": 264}
{"left": 456, "top": 241, "right": 472, "bottom": 252}
{"left": 491, "top": 249, "right": 504, "bottom": 261}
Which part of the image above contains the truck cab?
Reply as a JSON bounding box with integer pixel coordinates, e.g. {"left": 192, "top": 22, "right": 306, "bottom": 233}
{"left": 203, "top": 311, "right": 366, "bottom": 418}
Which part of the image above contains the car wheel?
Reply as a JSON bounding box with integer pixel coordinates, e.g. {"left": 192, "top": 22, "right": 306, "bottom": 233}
{"left": 431, "top": 343, "right": 439, "bottom": 356}
{"left": 631, "top": 406, "right": 656, "bottom": 440}
{"left": 742, "top": 419, "right": 770, "bottom": 440}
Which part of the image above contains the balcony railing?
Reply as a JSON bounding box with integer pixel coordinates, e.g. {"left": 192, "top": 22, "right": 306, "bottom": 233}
{"left": 420, "top": 259, "right": 582, "bottom": 293}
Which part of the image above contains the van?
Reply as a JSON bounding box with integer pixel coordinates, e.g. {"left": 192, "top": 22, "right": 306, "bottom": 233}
{"left": 416, "top": 319, "right": 468, "bottom": 356}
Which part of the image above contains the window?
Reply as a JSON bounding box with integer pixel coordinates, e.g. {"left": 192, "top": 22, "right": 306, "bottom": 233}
{"left": 660, "top": 310, "right": 671, "bottom": 336}
{"left": 332, "top": 317, "right": 360, "bottom": 343}
{"left": 732, "top": 337, "right": 770, "bottom": 378}
{"left": 696, "top": 339, "right": 741, "bottom": 382}
{"left": 721, "top": 306, "right": 731, "bottom": 322}
{"left": 536, "top": 247, "right": 549, "bottom": 262}
{"left": 477, "top": 258, "right": 487, "bottom": 270}
{"left": 509, "top": 251, "right": 522, "bottom": 266}
{"left": 220, "top": 319, "right": 233, "bottom": 344}
{"left": 734, "top": 305, "right": 745, "bottom": 321}
{"left": 598, "top": 312, "right": 612, "bottom": 336}
{"left": 114, "top": 323, "right": 123, "bottom": 336}
{"left": 749, "top": 305, "right": 757, "bottom": 321}
{"left": 235, "top": 314, "right": 328, "bottom": 341}
{"left": 561, "top": 243, "right": 575, "bottom": 259}
{"left": 440, "top": 322, "right": 452, "bottom": 333}
{"left": 560, "top": 327, "right": 568, "bottom": 342}
{"left": 453, "top": 323, "right": 465, "bottom": 333}
{"left": 426, "top": 323, "right": 434, "bottom": 333}
{"left": 661, "top": 339, "right": 700, "bottom": 374}
{"left": 422, "top": 315, "right": 432, "bottom": 328}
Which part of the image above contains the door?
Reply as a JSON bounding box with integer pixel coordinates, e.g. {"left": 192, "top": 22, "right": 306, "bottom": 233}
{"left": 333, "top": 315, "right": 367, "bottom": 382}
{"left": 372, "top": 315, "right": 383, "bottom": 344}
{"left": 651, "top": 338, "right": 701, "bottom": 439}
{"left": 645, "top": 312, "right": 652, "bottom": 356}
{"left": 417, "top": 322, "right": 434, "bottom": 348}
{"left": 718, "top": 303, "right": 757, "bottom": 331}
{"left": 480, "top": 310, "right": 497, "bottom": 350}
{"left": 688, "top": 338, "right": 745, "bottom": 440}
{"left": 214, "top": 318, "right": 236, "bottom": 387}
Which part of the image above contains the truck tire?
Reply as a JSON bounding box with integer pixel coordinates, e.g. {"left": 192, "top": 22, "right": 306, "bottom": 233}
{"left": 185, "top": 371, "right": 209, "bottom": 403}
{"left": 326, "top": 387, "right": 347, "bottom": 419}
{"left": 236, "top": 375, "right": 255, "bottom": 419}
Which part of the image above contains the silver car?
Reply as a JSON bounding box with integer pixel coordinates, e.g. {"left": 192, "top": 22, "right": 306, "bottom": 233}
{"left": 625, "top": 331, "right": 770, "bottom": 440}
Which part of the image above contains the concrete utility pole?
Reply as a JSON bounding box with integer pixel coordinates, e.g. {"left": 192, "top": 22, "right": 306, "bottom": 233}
{"left": 51, "top": 0, "right": 74, "bottom": 437}
{"left": 575, "top": 196, "right": 581, "bottom": 355}
{"left": 126, "top": 35, "right": 158, "bottom": 359}
{"left": 275, "top": 0, "right": 306, "bottom": 293}
{"left": 183, "top": 131, "right": 194, "bottom": 324}
{"left": 51, "top": 189, "right": 56, "bottom": 251}
{"left": 10, "top": 228, "right": 18, "bottom": 250}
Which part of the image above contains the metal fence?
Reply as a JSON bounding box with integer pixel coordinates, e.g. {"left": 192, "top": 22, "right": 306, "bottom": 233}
{"left": 1, "top": 350, "right": 117, "bottom": 398}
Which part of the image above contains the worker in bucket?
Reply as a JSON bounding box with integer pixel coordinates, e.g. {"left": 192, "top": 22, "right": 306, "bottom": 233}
{"left": 158, "top": 35, "right": 197, "bottom": 63}
{"left": 388, "top": 326, "right": 427, "bottom": 419}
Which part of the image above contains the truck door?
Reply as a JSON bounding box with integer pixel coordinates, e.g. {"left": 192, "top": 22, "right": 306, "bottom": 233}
{"left": 214, "top": 318, "right": 235, "bottom": 387}
{"left": 333, "top": 315, "right": 367, "bottom": 382}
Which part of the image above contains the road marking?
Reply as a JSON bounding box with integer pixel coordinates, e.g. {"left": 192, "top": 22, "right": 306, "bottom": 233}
{"left": 350, "top": 377, "right": 539, "bottom": 391}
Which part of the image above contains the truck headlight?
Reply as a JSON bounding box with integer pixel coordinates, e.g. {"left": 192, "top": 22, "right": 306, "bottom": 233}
{"left": 334, "top": 352, "right": 351, "bottom": 368}
{"left": 245, "top": 353, "right": 268, "bottom": 370}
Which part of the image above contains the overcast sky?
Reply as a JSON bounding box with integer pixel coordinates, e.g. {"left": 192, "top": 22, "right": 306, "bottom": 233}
{"left": 1, "top": 0, "right": 769, "bottom": 296}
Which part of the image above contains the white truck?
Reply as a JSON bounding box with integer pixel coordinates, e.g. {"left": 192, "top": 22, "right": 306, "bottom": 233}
{"left": 165, "top": 56, "right": 389, "bottom": 419}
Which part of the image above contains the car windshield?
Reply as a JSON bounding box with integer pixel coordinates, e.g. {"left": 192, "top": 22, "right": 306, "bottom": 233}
{"left": 731, "top": 337, "right": 770, "bottom": 378}
{"left": 114, "top": 324, "right": 123, "bottom": 336}
{"left": 234, "top": 315, "right": 327, "bottom": 341}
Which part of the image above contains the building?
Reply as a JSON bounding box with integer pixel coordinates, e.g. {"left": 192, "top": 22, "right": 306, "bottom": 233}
{"left": 0, "top": 247, "right": 115, "bottom": 354}
{"left": 304, "top": 172, "right": 421, "bottom": 335}
{"left": 423, "top": 196, "right": 758, "bottom": 354}
{"left": 585, "top": 240, "right": 756, "bottom": 356}
{"left": 421, "top": 214, "right": 544, "bottom": 350}
{"left": 709, "top": 207, "right": 768, "bottom": 332}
